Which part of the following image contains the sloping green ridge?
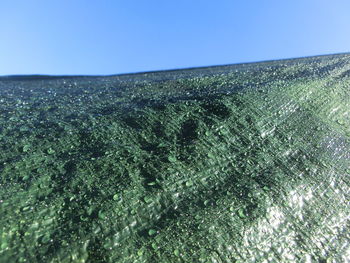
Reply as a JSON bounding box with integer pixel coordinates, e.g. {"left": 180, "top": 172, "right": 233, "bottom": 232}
{"left": 0, "top": 54, "right": 349, "bottom": 263}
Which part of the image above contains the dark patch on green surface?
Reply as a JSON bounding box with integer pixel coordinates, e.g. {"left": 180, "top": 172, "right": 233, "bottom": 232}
{"left": 178, "top": 118, "right": 199, "bottom": 145}
{"left": 121, "top": 114, "right": 143, "bottom": 130}
{"left": 201, "top": 100, "right": 231, "bottom": 120}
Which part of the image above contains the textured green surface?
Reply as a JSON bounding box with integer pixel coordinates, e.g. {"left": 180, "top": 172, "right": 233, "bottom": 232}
{"left": 0, "top": 54, "right": 350, "bottom": 262}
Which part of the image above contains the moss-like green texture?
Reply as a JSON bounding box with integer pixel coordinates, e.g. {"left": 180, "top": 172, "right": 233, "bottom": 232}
{"left": 0, "top": 54, "right": 350, "bottom": 262}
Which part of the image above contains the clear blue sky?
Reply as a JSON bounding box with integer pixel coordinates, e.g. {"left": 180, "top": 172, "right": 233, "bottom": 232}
{"left": 1, "top": 0, "right": 350, "bottom": 75}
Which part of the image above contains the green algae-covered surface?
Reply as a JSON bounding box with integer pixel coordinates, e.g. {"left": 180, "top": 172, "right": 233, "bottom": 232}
{"left": 1, "top": 54, "right": 350, "bottom": 262}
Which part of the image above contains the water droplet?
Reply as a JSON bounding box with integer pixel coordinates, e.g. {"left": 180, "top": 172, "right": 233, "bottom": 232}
{"left": 22, "top": 145, "right": 30, "bottom": 152}
{"left": 168, "top": 156, "right": 177, "bottom": 163}
{"left": 1, "top": 241, "right": 8, "bottom": 250}
{"left": 237, "top": 208, "right": 245, "bottom": 218}
{"left": 47, "top": 148, "right": 55, "bottom": 154}
{"left": 144, "top": 196, "right": 152, "bottom": 203}
{"left": 263, "top": 186, "right": 269, "bottom": 191}
{"left": 22, "top": 206, "right": 30, "bottom": 211}
{"left": 41, "top": 234, "right": 51, "bottom": 243}
{"left": 98, "top": 210, "right": 106, "bottom": 220}
{"left": 207, "top": 152, "right": 215, "bottom": 158}
{"left": 87, "top": 207, "right": 94, "bottom": 216}
{"left": 174, "top": 249, "right": 180, "bottom": 256}
{"left": 337, "top": 119, "right": 345, "bottom": 125}
{"left": 22, "top": 175, "right": 29, "bottom": 181}
{"left": 113, "top": 194, "right": 119, "bottom": 201}
{"left": 185, "top": 180, "right": 193, "bottom": 187}
{"left": 148, "top": 229, "right": 157, "bottom": 236}
{"left": 151, "top": 242, "right": 158, "bottom": 250}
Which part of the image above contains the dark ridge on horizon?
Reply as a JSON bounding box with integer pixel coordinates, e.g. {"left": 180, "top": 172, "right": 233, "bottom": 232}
{"left": 1, "top": 52, "right": 349, "bottom": 81}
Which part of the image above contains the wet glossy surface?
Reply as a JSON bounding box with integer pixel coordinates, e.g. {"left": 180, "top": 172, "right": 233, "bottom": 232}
{"left": 0, "top": 54, "right": 349, "bottom": 262}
